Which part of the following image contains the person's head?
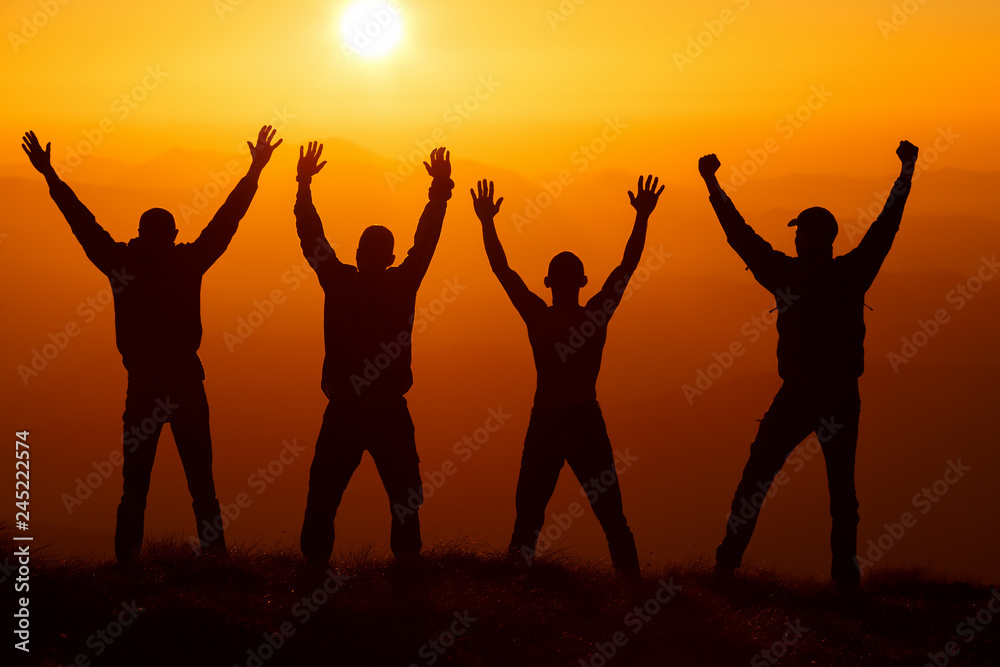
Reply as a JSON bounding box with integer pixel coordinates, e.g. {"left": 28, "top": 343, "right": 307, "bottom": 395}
{"left": 138, "top": 208, "right": 178, "bottom": 244}
{"left": 544, "top": 251, "right": 587, "bottom": 300}
{"left": 356, "top": 225, "right": 395, "bottom": 272}
{"left": 789, "top": 206, "right": 837, "bottom": 257}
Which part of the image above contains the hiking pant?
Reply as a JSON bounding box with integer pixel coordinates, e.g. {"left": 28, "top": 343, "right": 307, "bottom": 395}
{"left": 509, "top": 401, "right": 640, "bottom": 575}
{"left": 300, "top": 396, "right": 421, "bottom": 562}
{"left": 717, "top": 378, "right": 861, "bottom": 584}
{"left": 115, "top": 378, "right": 225, "bottom": 560}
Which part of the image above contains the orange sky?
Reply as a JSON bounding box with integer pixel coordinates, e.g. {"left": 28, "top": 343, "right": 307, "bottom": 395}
{"left": 2, "top": 0, "right": 998, "bottom": 176}
{"left": 2, "top": 0, "right": 999, "bottom": 582}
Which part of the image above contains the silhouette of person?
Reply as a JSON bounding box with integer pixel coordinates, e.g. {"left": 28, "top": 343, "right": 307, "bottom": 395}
{"left": 470, "top": 176, "right": 664, "bottom": 577}
{"left": 295, "top": 142, "right": 454, "bottom": 565}
{"left": 699, "top": 141, "right": 919, "bottom": 589}
{"left": 22, "top": 126, "right": 282, "bottom": 562}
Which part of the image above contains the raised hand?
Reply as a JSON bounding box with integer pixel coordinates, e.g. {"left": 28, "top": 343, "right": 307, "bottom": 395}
{"left": 470, "top": 179, "right": 504, "bottom": 222}
{"left": 22, "top": 131, "right": 54, "bottom": 176}
{"left": 248, "top": 125, "right": 282, "bottom": 169}
{"left": 628, "top": 175, "right": 664, "bottom": 217}
{"left": 896, "top": 140, "right": 918, "bottom": 165}
{"left": 423, "top": 147, "right": 451, "bottom": 179}
{"left": 698, "top": 154, "right": 721, "bottom": 180}
{"left": 297, "top": 141, "right": 327, "bottom": 182}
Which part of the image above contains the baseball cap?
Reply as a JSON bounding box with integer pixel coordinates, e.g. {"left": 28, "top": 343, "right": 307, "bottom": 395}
{"left": 788, "top": 206, "right": 838, "bottom": 243}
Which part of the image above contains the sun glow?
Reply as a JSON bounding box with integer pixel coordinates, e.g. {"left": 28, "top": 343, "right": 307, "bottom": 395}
{"left": 339, "top": 1, "right": 404, "bottom": 59}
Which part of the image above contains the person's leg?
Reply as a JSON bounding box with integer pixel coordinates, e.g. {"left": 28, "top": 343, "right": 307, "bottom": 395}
{"left": 819, "top": 380, "right": 862, "bottom": 588}
{"left": 116, "top": 380, "right": 166, "bottom": 562}
{"left": 716, "top": 383, "right": 817, "bottom": 570}
{"left": 367, "top": 400, "right": 423, "bottom": 559}
{"left": 300, "top": 402, "right": 364, "bottom": 564}
{"left": 565, "top": 404, "right": 640, "bottom": 576}
{"left": 169, "top": 381, "right": 226, "bottom": 555}
{"left": 509, "top": 410, "right": 566, "bottom": 564}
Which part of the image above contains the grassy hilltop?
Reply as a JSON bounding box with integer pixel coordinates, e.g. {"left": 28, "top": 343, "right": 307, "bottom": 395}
{"left": 7, "top": 534, "right": 998, "bottom": 667}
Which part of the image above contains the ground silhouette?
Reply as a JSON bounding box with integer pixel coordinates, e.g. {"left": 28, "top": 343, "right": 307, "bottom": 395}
{"left": 8, "top": 528, "right": 998, "bottom": 666}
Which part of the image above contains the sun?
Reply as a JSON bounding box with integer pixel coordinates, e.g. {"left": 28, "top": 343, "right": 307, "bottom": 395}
{"left": 339, "top": 1, "right": 404, "bottom": 59}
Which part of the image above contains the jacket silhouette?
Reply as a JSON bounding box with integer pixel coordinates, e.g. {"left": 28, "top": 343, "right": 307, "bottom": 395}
{"left": 700, "top": 141, "right": 918, "bottom": 589}
{"left": 470, "top": 176, "right": 664, "bottom": 577}
{"left": 296, "top": 143, "right": 453, "bottom": 564}
{"left": 22, "top": 127, "right": 281, "bottom": 561}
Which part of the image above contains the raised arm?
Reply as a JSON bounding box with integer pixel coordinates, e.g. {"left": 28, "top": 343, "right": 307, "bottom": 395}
{"left": 847, "top": 141, "right": 918, "bottom": 290}
{"left": 191, "top": 125, "right": 281, "bottom": 271}
{"left": 398, "top": 147, "right": 455, "bottom": 285}
{"left": 294, "top": 141, "right": 344, "bottom": 280}
{"left": 590, "top": 175, "right": 663, "bottom": 311}
{"left": 22, "top": 130, "right": 122, "bottom": 275}
{"left": 699, "top": 153, "right": 787, "bottom": 291}
{"left": 471, "top": 179, "right": 546, "bottom": 321}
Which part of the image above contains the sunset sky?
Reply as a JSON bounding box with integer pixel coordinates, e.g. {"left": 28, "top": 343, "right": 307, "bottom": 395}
{"left": 2, "top": 0, "right": 999, "bottom": 583}
{"left": 3, "top": 0, "right": 998, "bottom": 176}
